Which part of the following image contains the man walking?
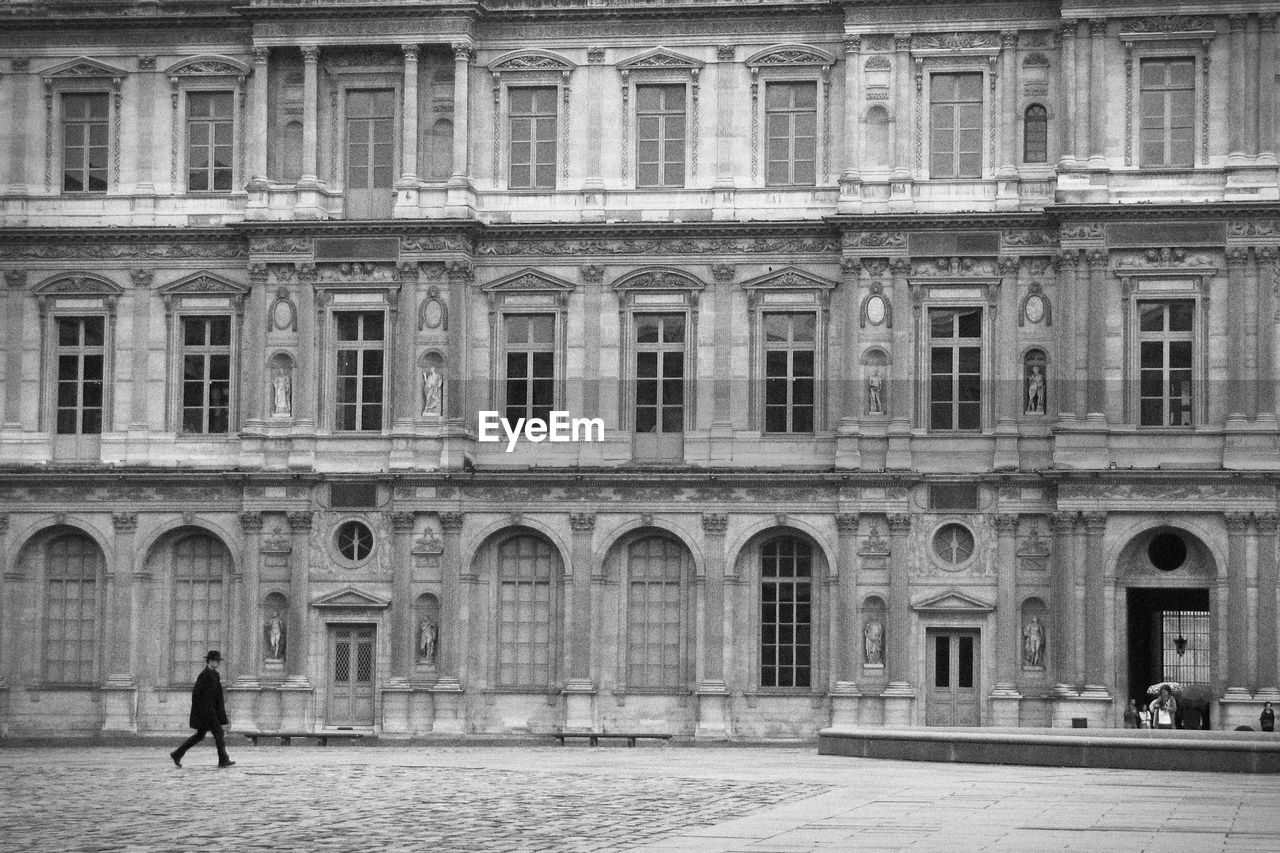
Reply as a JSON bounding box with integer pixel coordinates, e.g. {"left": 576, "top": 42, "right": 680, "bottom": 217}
{"left": 170, "top": 650, "right": 235, "bottom": 768}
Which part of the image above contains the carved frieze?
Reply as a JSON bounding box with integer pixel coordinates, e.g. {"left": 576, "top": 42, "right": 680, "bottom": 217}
{"left": 912, "top": 33, "right": 999, "bottom": 51}
{"left": 477, "top": 235, "right": 839, "bottom": 257}
{"left": 0, "top": 242, "right": 246, "bottom": 260}
{"left": 1057, "top": 483, "right": 1274, "bottom": 502}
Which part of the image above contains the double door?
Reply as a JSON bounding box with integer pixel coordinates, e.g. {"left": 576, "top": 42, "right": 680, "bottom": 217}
{"left": 345, "top": 89, "right": 394, "bottom": 219}
{"left": 926, "top": 630, "right": 980, "bottom": 726}
{"left": 327, "top": 625, "right": 375, "bottom": 727}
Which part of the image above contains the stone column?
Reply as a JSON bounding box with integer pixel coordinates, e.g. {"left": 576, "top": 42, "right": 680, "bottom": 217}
{"left": 236, "top": 512, "right": 263, "bottom": 684}
{"left": 393, "top": 269, "right": 416, "bottom": 428}
{"left": 1051, "top": 512, "right": 1078, "bottom": 687}
{"left": 134, "top": 56, "right": 156, "bottom": 193}
{"left": 1081, "top": 511, "right": 1107, "bottom": 693}
{"left": 390, "top": 512, "right": 415, "bottom": 680}
{"left": 249, "top": 47, "right": 269, "bottom": 186}
{"left": 997, "top": 31, "right": 1017, "bottom": 178}
{"left": 892, "top": 33, "right": 912, "bottom": 178}
{"left": 1225, "top": 512, "right": 1250, "bottom": 691}
{"left": 696, "top": 513, "right": 729, "bottom": 738}
{"left": 994, "top": 515, "right": 1020, "bottom": 688}
{"left": 1085, "top": 250, "right": 1108, "bottom": 416}
{"left": 129, "top": 272, "right": 152, "bottom": 431}
{"left": 437, "top": 511, "right": 464, "bottom": 687}
{"left": 1055, "top": 250, "right": 1079, "bottom": 418}
{"left": 450, "top": 43, "right": 472, "bottom": 186}
{"left": 243, "top": 266, "right": 269, "bottom": 428}
{"left": 101, "top": 512, "right": 139, "bottom": 732}
{"left": 4, "top": 272, "right": 28, "bottom": 429}
{"left": 1255, "top": 513, "right": 1279, "bottom": 693}
{"left": 0, "top": 514, "right": 8, "bottom": 689}
{"left": 1075, "top": 21, "right": 1091, "bottom": 165}
{"left": 1229, "top": 16, "right": 1248, "bottom": 163}
{"left": 300, "top": 46, "right": 320, "bottom": 184}
{"left": 1247, "top": 17, "right": 1261, "bottom": 158}
{"left": 1087, "top": 19, "right": 1106, "bottom": 165}
{"left": 1259, "top": 17, "right": 1277, "bottom": 162}
{"left": 834, "top": 513, "right": 860, "bottom": 684}
{"left": 885, "top": 514, "right": 912, "bottom": 685}
{"left": 1245, "top": 248, "right": 1260, "bottom": 418}
{"left": 284, "top": 511, "right": 312, "bottom": 684}
{"left": 1057, "top": 20, "right": 1078, "bottom": 168}
{"left": 714, "top": 45, "right": 736, "bottom": 192}
{"left": 1226, "top": 248, "right": 1249, "bottom": 419}
{"left": 399, "top": 45, "right": 420, "bottom": 185}
{"left": 564, "top": 513, "right": 596, "bottom": 730}
{"left": 841, "top": 35, "right": 861, "bottom": 188}
{"left": 5, "top": 61, "right": 31, "bottom": 194}
{"left": 1258, "top": 248, "right": 1277, "bottom": 419}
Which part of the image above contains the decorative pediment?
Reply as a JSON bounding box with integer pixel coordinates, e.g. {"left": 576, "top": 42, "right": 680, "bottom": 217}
{"left": 33, "top": 272, "right": 124, "bottom": 295}
{"left": 612, "top": 267, "right": 705, "bottom": 292}
{"left": 41, "top": 57, "right": 129, "bottom": 80}
{"left": 618, "top": 48, "right": 704, "bottom": 72}
{"left": 158, "top": 271, "right": 248, "bottom": 297}
{"left": 912, "top": 32, "right": 1000, "bottom": 52}
{"left": 864, "top": 56, "right": 891, "bottom": 71}
{"left": 740, "top": 266, "right": 836, "bottom": 293}
{"left": 311, "top": 585, "right": 391, "bottom": 610}
{"left": 745, "top": 44, "right": 836, "bottom": 68}
{"left": 911, "top": 589, "right": 995, "bottom": 613}
{"left": 163, "top": 55, "right": 250, "bottom": 77}
{"left": 481, "top": 268, "right": 577, "bottom": 295}
{"left": 1119, "top": 16, "right": 1216, "bottom": 37}
{"left": 488, "top": 50, "right": 575, "bottom": 74}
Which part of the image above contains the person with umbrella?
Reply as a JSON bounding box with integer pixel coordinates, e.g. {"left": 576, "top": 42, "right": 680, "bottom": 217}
{"left": 1148, "top": 682, "right": 1180, "bottom": 730}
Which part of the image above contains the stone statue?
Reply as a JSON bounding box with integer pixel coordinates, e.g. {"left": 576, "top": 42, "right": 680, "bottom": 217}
{"left": 417, "top": 618, "right": 438, "bottom": 663}
{"left": 1022, "top": 615, "right": 1045, "bottom": 667}
{"left": 868, "top": 369, "right": 884, "bottom": 415}
{"left": 1025, "top": 364, "right": 1045, "bottom": 414}
{"left": 422, "top": 366, "right": 443, "bottom": 417}
{"left": 863, "top": 619, "right": 884, "bottom": 666}
{"left": 271, "top": 368, "right": 291, "bottom": 416}
{"left": 264, "top": 609, "right": 286, "bottom": 661}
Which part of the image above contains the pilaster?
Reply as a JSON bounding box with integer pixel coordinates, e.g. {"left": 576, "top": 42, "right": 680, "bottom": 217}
{"left": 436, "top": 511, "right": 465, "bottom": 691}
{"left": 390, "top": 511, "right": 416, "bottom": 681}
{"left": 1225, "top": 512, "right": 1250, "bottom": 693}
{"left": 235, "top": 512, "right": 263, "bottom": 687}
{"left": 1255, "top": 513, "right": 1279, "bottom": 693}
{"left": 1084, "top": 249, "right": 1107, "bottom": 417}
{"left": 395, "top": 44, "right": 421, "bottom": 211}
{"left": 1051, "top": 511, "right": 1078, "bottom": 688}
{"left": 1081, "top": 511, "right": 1108, "bottom": 696}
{"left": 448, "top": 42, "right": 474, "bottom": 213}
{"left": 285, "top": 511, "right": 312, "bottom": 686}
{"left": 696, "top": 512, "right": 729, "bottom": 738}
{"left": 885, "top": 513, "right": 911, "bottom": 687}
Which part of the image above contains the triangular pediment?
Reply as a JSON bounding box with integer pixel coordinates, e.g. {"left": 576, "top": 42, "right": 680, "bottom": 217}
{"left": 911, "top": 589, "right": 995, "bottom": 613}
{"left": 741, "top": 266, "right": 836, "bottom": 292}
{"left": 164, "top": 55, "right": 250, "bottom": 77}
{"left": 480, "top": 268, "right": 576, "bottom": 294}
{"left": 311, "top": 585, "right": 391, "bottom": 609}
{"left": 42, "top": 57, "right": 129, "bottom": 79}
{"left": 158, "top": 271, "right": 248, "bottom": 296}
{"left": 488, "top": 50, "right": 575, "bottom": 73}
{"left": 33, "top": 272, "right": 124, "bottom": 296}
{"left": 618, "top": 48, "right": 704, "bottom": 71}
{"left": 745, "top": 44, "right": 836, "bottom": 68}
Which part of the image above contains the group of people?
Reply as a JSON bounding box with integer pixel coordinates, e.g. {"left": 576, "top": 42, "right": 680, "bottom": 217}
{"left": 1123, "top": 688, "right": 1277, "bottom": 732}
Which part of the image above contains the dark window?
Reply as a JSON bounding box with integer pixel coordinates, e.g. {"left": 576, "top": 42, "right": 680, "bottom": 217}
{"left": 634, "top": 314, "right": 685, "bottom": 434}
{"left": 509, "top": 87, "right": 557, "bottom": 189}
{"left": 330, "top": 482, "right": 378, "bottom": 509}
{"left": 180, "top": 316, "right": 232, "bottom": 434}
{"left": 336, "top": 520, "right": 374, "bottom": 562}
{"left": 504, "top": 314, "right": 556, "bottom": 423}
{"left": 1139, "top": 59, "right": 1194, "bottom": 167}
{"left": 930, "top": 73, "right": 983, "bottom": 178}
{"left": 62, "top": 93, "right": 109, "bottom": 193}
{"left": 760, "top": 536, "right": 812, "bottom": 689}
{"left": 335, "top": 311, "right": 385, "bottom": 431}
{"left": 763, "top": 313, "right": 816, "bottom": 433}
{"left": 765, "top": 81, "right": 817, "bottom": 186}
{"left": 1138, "top": 300, "right": 1194, "bottom": 426}
{"left": 186, "top": 91, "right": 234, "bottom": 192}
{"left": 1023, "top": 104, "right": 1048, "bottom": 163}
{"left": 929, "top": 483, "right": 978, "bottom": 511}
{"left": 626, "top": 536, "right": 684, "bottom": 689}
{"left": 55, "top": 316, "right": 105, "bottom": 435}
{"left": 497, "top": 535, "right": 556, "bottom": 689}
{"left": 636, "top": 84, "right": 686, "bottom": 187}
{"left": 44, "top": 534, "right": 101, "bottom": 684}
{"left": 929, "top": 307, "right": 983, "bottom": 430}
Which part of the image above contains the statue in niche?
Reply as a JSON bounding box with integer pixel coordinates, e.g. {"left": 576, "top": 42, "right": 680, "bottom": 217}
{"left": 421, "top": 366, "right": 443, "bottom": 417}
{"left": 264, "top": 609, "right": 286, "bottom": 661}
{"left": 1022, "top": 615, "right": 1045, "bottom": 667}
{"left": 867, "top": 368, "right": 884, "bottom": 414}
{"left": 417, "top": 618, "right": 438, "bottom": 663}
{"left": 271, "top": 368, "right": 292, "bottom": 417}
{"left": 1025, "top": 364, "right": 1045, "bottom": 414}
{"left": 863, "top": 619, "right": 884, "bottom": 665}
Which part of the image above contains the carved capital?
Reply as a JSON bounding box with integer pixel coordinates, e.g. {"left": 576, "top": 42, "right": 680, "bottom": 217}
{"left": 1055, "top": 249, "right": 1080, "bottom": 269}
{"left": 1050, "top": 511, "right": 1077, "bottom": 533}
{"left": 997, "top": 256, "right": 1020, "bottom": 275}
{"left": 248, "top": 263, "right": 269, "bottom": 283}
{"left": 886, "top": 513, "right": 912, "bottom": 534}
{"left": 1224, "top": 512, "right": 1251, "bottom": 534}
{"left": 12, "top": 57, "right": 30, "bottom": 72}
{"left": 569, "top": 512, "right": 596, "bottom": 532}
{"left": 112, "top": 512, "right": 138, "bottom": 533}
{"left": 711, "top": 263, "right": 735, "bottom": 283}
{"left": 445, "top": 260, "right": 474, "bottom": 283}
{"left": 453, "top": 43, "right": 475, "bottom": 63}
{"left": 888, "top": 257, "right": 912, "bottom": 275}
{"left": 1060, "top": 19, "right": 1078, "bottom": 39}
{"left": 439, "top": 511, "right": 464, "bottom": 531}
{"left": 300, "top": 45, "right": 320, "bottom": 63}
{"left": 894, "top": 33, "right": 912, "bottom": 52}
{"left": 1082, "top": 511, "right": 1107, "bottom": 534}
{"left": 587, "top": 46, "right": 606, "bottom": 64}
{"left": 716, "top": 45, "right": 736, "bottom": 61}
{"left": 138, "top": 55, "right": 157, "bottom": 71}
{"left": 286, "top": 511, "right": 313, "bottom": 532}
{"left": 1226, "top": 246, "right": 1250, "bottom": 268}
{"left": 1254, "top": 512, "right": 1279, "bottom": 533}
{"left": 130, "top": 269, "right": 154, "bottom": 289}
{"left": 579, "top": 264, "right": 605, "bottom": 284}
{"left": 1229, "top": 15, "right": 1248, "bottom": 34}
{"left": 391, "top": 511, "right": 416, "bottom": 533}
{"left": 843, "top": 35, "right": 861, "bottom": 54}
{"left": 1085, "top": 249, "right": 1109, "bottom": 269}
{"left": 5, "top": 269, "right": 28, "bottom": 289}
{"left": 1088, "top": 18, "right": 1108, "bottom": 37}
{"left": 702, "top": 513, "right": 729, "bottom": 534}
{"left": 1000, "top": 30, "right": 1018, "bottom": 49}
{"left": 835, "top": 513, "right": 859, "bottom": 534}
{"left": 994, "top": 514, "right": 1020, "bottom": 534}
{"left": 238, "top": 511, "right": 264, "bottom": 534}
{"left": 252, "top": 47, "right": 270, "bottom": 64}
{"left": 401, "top": 44, "right": 420, "bottom": 63}
{"left": 1262, "top": 15, "right": 1276, "bottom": 34}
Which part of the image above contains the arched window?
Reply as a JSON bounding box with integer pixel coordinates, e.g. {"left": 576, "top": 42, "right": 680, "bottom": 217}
{"left": 626, "top": 536, "right": 686, "bottom": 689}
{"left": 865, "top": 106, "right": 890, "bottom": 170}
{"left": 282, "top": 120, "right": 303, "bottom": 182}
{"left": 497, "top": 535, "right": 557, "bottom": 689}
{"left": 760, "top": 536, "right": 812, "bottom": 688}
{"left": 44, "top": 533, "right": 102, "bottom": 684}
{"left": 1023, "top": 104, "right": 1048, "bottom": 163}
{"left": 170, "top": 534, "right": 228, "bottom": 683}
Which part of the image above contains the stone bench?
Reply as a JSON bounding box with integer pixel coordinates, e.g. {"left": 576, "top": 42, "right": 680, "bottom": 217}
{"left": 549, "top": 732, "right": 673, "bottom": 748}
{"left": 240, "top": 731, "right": 365, "bottom": 747}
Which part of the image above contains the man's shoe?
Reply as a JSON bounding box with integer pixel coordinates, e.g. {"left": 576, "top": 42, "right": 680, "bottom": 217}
{"left": 218, "top": 760, "right": 236, "bottom": 768}
{"left": 170, "top": 751, "right": 182, "bottom": 768}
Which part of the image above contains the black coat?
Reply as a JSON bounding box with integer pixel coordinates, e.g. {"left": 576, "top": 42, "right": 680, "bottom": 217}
{"left": 188, "top": 666, "right": 228, "bottom": 730}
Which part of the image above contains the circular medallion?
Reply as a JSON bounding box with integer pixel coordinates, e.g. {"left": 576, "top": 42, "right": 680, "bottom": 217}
{"left": 423, "top": 299, "right": 443, "bottom": 329}
{"left": 866, "top": 295, "right": 887, "bottom": 326}
{"left": 272, "top": 299, "right": 294, "bottom": 331}
{"left": 1024, "top": 294, "right": 1045, "bottom": 324}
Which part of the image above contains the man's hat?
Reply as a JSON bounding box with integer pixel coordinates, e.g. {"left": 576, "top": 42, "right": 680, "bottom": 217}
{"left": 206, "top": 650, "right": 223, "bottom": 662}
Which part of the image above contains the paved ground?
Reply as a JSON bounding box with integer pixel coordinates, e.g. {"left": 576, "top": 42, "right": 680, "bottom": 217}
{"left": 1, "top": 741, "right": 1278, "bottom": 852}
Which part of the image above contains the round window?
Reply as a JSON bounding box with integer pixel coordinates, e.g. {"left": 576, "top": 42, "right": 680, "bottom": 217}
{"left": 1148, "top": 532, "right": 1187, "bottom": 572}
{"left": 336, "top": 520, "right": 374, "bottom": 563}
{"left": 933, "top": 523, "right": 975, "bottom": 565}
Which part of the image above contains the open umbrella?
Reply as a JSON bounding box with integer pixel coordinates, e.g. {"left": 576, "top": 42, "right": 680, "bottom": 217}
{"left": 1146, "top": 681, "right": 1182, "bottom": 696}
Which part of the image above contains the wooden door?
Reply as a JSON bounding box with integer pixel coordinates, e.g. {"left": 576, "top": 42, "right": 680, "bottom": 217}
{"left": 926, "top": 630, "right": 979, "bottom": 726}
{"left": 327, "top": 625, "right": 376, "bottom": 726}
{"left": 345, "top": 90, "right": 394, "bottom": 219}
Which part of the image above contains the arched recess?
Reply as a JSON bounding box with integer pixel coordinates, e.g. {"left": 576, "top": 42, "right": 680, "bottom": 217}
{"left": 859, "top": 594, "right": 887, "bottom": 669}
{"left": 1020, "top": 596, "right": 1048, "bottom": 669}
{"left": 863, "top": 105, "right": 891, "bottom": 170}
{"left": 262, "top": 591, "right": 288, "bottom": 663}
{"left": 414, "top": 592, "right": 440, "bottom": 666}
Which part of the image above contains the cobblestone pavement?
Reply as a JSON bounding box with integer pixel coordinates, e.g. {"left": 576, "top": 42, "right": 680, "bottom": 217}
{"left": 2, "top": 742, "right": 1279, "bottom": 852}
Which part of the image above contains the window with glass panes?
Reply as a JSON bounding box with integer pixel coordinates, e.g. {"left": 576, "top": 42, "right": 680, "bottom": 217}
{"left": 62, "top": 93, "right": 109, "bottom": 193}
{"left": 763, "top": 312, "right": 816, "bottom": 433}
{"left": 509, "top": 87, "right": 557, "bottom": 189}
{"left": 170, "top": 534, "right": 226, "bottom": 684}
{"left": 760, "top": 536, "right": 812, "bottom": 688}
{"left": 186, "top": 92, "right": 234, "bottom": 192}
{"left": 636, "top": 84, "right": 686, "bottom": 187}
{"left": 504, "top": 314, "right": 555, "bottom": 423}
{"left": 635, "top": 314, "right": 685, "bottom": 434}
{"left": 1140, "top": 59, "right": 1194, "bottom": 167}
{"left": 930, "top": 72, "right": 982, "bottom": 178}
{"left": 626, "top": 536, "right": 684, "bottom": 689}
{"left": 55, "top": 316, "right": 105, "bottom": 435}
{"left": 43, "top": 534, "right": 101, "bottom": 684}
{"left": 180, "top": 316, "right": 232, "bottom": 434}
{"left": 1138, "top": 300, "right": 1194, "bottom": 426}
{"left": 335, "top": 311, "right": 385, "bottom": 431}
{"left": 1023, "top": 104, "right": 1048, "bottom": 163}
{"left": 929, "top": 307, "right": 983, "bottom": 431}
{"left": 497, "top": 535, "right": 555, "bottom": 688}
{"left": 765, "top": 81, "right": 817, "bottom": 185}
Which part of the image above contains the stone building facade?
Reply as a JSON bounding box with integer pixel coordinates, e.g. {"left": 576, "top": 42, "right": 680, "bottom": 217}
{"left": 0, "top": 0, "right": 1278, "bottom": 737}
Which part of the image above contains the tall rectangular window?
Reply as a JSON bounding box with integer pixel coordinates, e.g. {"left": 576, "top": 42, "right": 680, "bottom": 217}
{"left": 636, "top": 84, "right": 686, "bottom": 187}
{"left": 44, "top": 535, "right": 101, "bottom": 685}
{"left": 509, "top": 86, "right": 557, "bottom": 189}
{"left": 635, "top": 314, "right": 685, "bottom": 434}
{"left": 760, "top": 537, "right": 812, "bottom": 689}
{"left": 929, "top": 307, "right": 983, "bottom": 431}
{"left": 55, "top": 316, "right": 105, "bottom": 435}
{"left": 930, "top": 72, "right": 982, "bottom": 178}
{"left": 763, "top": 313, "right": 815, "bottom": 433}
{"left": 345, "top": 89, "right": 395, "bottom": 219}
{"left": 765, "top": 81, "right": 817, "bottom": 186}
{"left": 1139, "top": 300, "right": 1194, "bottom": 426}
{"left": 626, "top": 537, "right": 684, "bottom": 689}
{"left": 62, "top": 93, "right": 109, "bottom": 193}
{"left": 504, "top": 314, "right": 555, "bottom": 423}
{"left": 497, "top": 536, "right": 555, "bottom": 689}
{"left": 181, "top": 316, "right": 232, "bottom": 434}
{"left": 335, "top": 311, "right": 385, "bottom": 431}
{"left": 186, "top": 91, "right": 234, "bottom": 192}
{"left": 1139, "top": 59, "right": 1194, "bottom": 167}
